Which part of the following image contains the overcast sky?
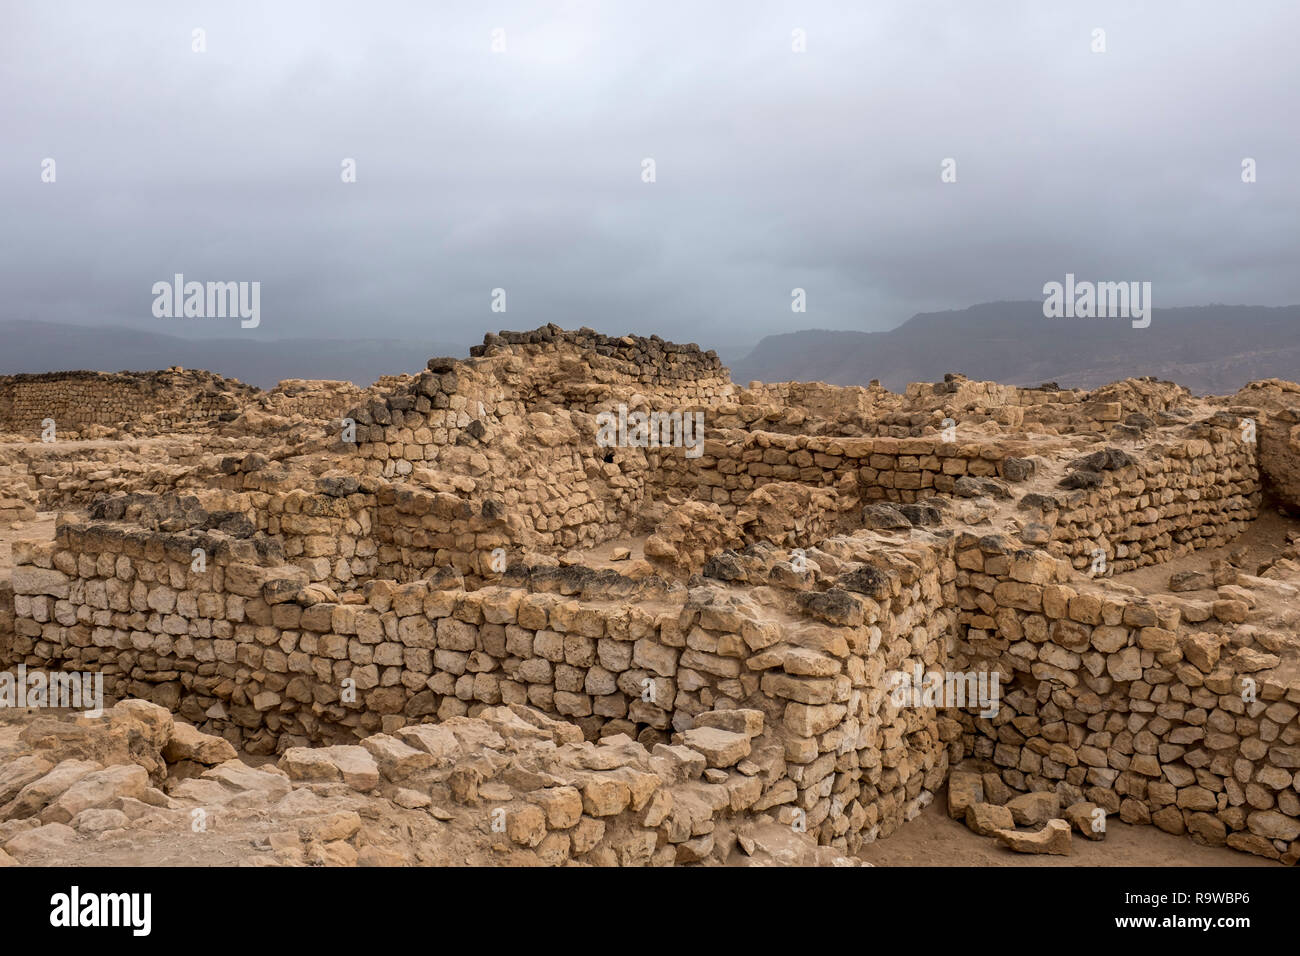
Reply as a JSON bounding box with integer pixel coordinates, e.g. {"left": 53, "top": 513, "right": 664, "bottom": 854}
{"left": 3, "top": 0, "right": 1298, "bottom": 355}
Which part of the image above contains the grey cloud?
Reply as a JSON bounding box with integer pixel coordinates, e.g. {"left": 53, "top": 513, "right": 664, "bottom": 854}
{"left": 1, "top": 0, "right": 1298, "bottom": 360}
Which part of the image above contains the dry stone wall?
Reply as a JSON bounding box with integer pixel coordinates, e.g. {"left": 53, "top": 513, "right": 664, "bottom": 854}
{"left": 7, "top": 439, "right": 216, "bottom": 510}
{"left": 5, "top": 328, "right": 1300, "bottom": 864}
{"left": 0, "top": 468, "right": 38, "bottom": 525}
{"left": 471, "top": 326, "right": 733, "bottom": 408}
{"left": 950, "top": 531, "right": 1300, "bottom": 862}
{"left": 7, "top": 511, "right": 966, "bottom": 851}
{"left": 1042, "top": 428, "right": 1260, "bottom": 573}
{"left": 0, "top": 369, "right": 257, "bottom": 435}
{"left": 344, "top": 339, "right": 727, "bottom": 558}
{"left": 258, "top": 379, "right": 369, "bottom": 420}
{"left": 650, "top": 430, "right": 1032, "bottom": 509}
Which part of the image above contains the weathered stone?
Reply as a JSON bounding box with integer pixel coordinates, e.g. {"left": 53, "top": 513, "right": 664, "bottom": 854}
{"left": 995, "top": 819, "right": 1072, "bottom": 856}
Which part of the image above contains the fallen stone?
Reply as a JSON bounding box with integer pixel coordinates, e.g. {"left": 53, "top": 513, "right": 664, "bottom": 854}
{"left": 677, "top": 727, "right": 751, "bottom": 769}
{"left": 1006, "top": 791, "right": 1061, "bottom": 827}
{"left": 162, "top": 722, "right": 238, "bottom": 765}
{"left": 965, "top": 802, "right": 1014, "bottom": 836}
{"left": 948, "top": 771, "right": 985, "bottom": 819}
{"left": 1065, "top": 801, "right": 1106, "bottom": 840}
{"left": 995, "top": 819, "right": 1072, "bottom": 856}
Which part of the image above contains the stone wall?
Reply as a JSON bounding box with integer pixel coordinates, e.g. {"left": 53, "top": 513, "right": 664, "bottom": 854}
{"left": 950, "top": 532, "right": 1300, "bottom": 862}
{"left": 6, "top": 516, "right": 963, "bottom": 851}
{"left": 0, "top": 468, "right": 38, "bottom": 525}
{"left": 471, "top": 326, "right": 733, "bottom": 408}
{"left": 0, "top": 369, "right": 257, "bottom": 435}
{"left": 257, "top": 379, "right": 370, "bottom": 421}
{"left": 345, "top": 348, "right": 718, "bottom": 557}
{"left": 1235, "top": 381, "right": 1300, "bottom": 511}
{"left": 650, "top": 430, "right": 1033, "bottom": 508}
{"left": 346, "top": 330, "right": 730, "bottom": 485}
{"left": 1043, "top": 428, "right": 1260, "bottom": 573}
{"left": 6, "top": 438, "right": 220, "bottom": 510}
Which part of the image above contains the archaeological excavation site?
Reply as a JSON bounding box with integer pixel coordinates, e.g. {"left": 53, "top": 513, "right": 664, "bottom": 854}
{"left": 2, "top": 326, "right": 1299, "bottom": 868}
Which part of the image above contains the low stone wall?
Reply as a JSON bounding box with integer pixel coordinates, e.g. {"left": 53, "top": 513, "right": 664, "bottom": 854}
{"left": 0, "top": 369, "right": 257, "bottom": 435}
{"left": 7, "top": 439, "right": 217, "bottom": 510}
{"left": 951, "top": 532, "right": 1300, "bottom": 862}
{"left": 258, "top": 379, "right": 370, "bottom": 421}
{"left": 248, "top": 485, "right": 380, "bottom": 590}
{"left": 1043, "top": 430, "right": 1260, "bottom": 573}
{"left": 0, "top": 469, "right": 38, "bottom": 525}
{"left": 651, "top": 430, "right": 1032, "bottom": 508}
{"left": 373, "top": 483, "right": 511, "bottom": 579}
{"left": 6, "top": 516, "right": 962, "bottom": 851}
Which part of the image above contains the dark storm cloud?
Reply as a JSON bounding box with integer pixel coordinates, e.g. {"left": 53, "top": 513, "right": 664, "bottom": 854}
{"left": 2, "top": 0, "right": 1298, "bottom": 356}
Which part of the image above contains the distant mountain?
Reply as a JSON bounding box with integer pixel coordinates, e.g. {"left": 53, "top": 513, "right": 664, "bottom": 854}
{"left": 729, "top": 302, "right": 1300, "bottom": 395}
{"left": 9, "top": 305, "right": 1300, "bottom": 397}
{"left": 0, "top": 321, "right": 472, "bottom": 390}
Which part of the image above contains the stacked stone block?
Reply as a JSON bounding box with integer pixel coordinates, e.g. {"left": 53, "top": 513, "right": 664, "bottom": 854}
{"left": 1045, "top": 431, "right": 1260, "bottom": 572}
{"left": 8, "top": 513, "right": 966, "bottom": 852}
{"left": 950, "top": 532, "right": 1300, "bottom": 863}
{"left": 651, "top": 430, "right": 1026, "bottom": 508}
{"left": 0, "top": 369, "right": 257, "bottom": 435}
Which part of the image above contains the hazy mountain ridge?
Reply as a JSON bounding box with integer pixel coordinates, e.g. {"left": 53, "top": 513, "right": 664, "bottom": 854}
{"left": 6, "top": 304, "right": 1300, "bottom": 397}
{"left": 729, "top": 302, "right": 1300, "bottom": 395}
{"left": 0, "top": 321, "right": 471, "bottom": 390}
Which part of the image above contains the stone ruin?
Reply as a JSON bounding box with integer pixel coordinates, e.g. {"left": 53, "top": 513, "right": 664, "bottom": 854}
{"left": 1, "top": 324, "right": 1299, "bottom": 866}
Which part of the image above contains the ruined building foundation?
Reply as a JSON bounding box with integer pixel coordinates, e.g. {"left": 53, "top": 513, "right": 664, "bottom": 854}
{"left": 2, "top": 327, "right": 1299, "bottom": 865}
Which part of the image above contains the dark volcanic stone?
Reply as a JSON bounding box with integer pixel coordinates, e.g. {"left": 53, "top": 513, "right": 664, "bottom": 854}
{"left": 838, "top": 564, "right": 892, "bottom": 600}
{"left": 1071, "top": 447, "right": 1135, "bottom": 472}
{"left": 702, "top": 551, "right": 748, "bottom": 583}
{"left": 862, "top": 503, "right": 912, "bottom": 530}
{"left": 317, "top": 475, "right": 360, "bottom": 497}
{"left": 796, "top": 588, "right": 866, "bottom": 626}
{"left": 1018, "top": 492, "right": 1060, "bottom": 513}
{"left": 898, "top": 504, "right": 942, "bottom": 526}
{"left": 1001, "top": 457, "right": 1036, "bottom": 482}
{"left": 205, "top": 511, "right": 255, "bottom": 538}
{"left": 1060, "top": 469, "right": 1104, "bottom": 489}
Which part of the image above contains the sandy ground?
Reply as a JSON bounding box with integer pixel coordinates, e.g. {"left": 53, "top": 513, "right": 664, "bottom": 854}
{"left": 583, "top": 536, "right": 648, "bottom": 566}
{"left": 856, "top": 789, "right": 1281, "bottom": 867}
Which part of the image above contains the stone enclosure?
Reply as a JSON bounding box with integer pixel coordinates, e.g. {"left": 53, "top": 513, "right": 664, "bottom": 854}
{"left": 3, "top": 324, "right": 1300, "bottom": 865}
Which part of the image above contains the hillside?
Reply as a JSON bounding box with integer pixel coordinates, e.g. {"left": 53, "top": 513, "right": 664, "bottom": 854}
{"left": 730, "top": 302, "right": 1300, "bottom": 394}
